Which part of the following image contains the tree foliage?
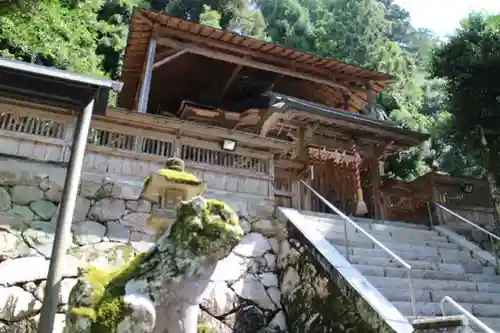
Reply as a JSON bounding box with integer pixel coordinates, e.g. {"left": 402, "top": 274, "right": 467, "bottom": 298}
{"left": 0, "top": 0, "right": 494, "bottom": 183}
{"left": 432, "top": 12, "right": 500, "bottom": 228}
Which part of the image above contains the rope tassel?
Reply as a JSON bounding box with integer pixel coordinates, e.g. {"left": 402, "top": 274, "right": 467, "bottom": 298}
{"left": 352, "top": 140, "right": 368, "bottom": 216}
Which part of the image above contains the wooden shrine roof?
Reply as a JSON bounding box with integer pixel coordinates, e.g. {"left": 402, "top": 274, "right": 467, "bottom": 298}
{"left": 118, "top": 8, "right": 395, "bottom": 115}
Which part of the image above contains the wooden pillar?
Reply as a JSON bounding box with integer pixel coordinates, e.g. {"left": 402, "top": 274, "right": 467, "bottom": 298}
{"left": 429, "top": 173, "right": 442, "bottom": 226}
{"left": 370, "top": 157, "right": 383, "bottom": 219}
{"left": 342, "top": 92, "right": 350, "bottom": 111}
{"left": 137, "top": 39, "right": 156, "bottom": 114}
{"left": 366, "top": 82, "right": 375, "bottom": 110}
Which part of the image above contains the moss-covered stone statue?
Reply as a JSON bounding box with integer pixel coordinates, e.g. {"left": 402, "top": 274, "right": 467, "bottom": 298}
{"left": 64, "top": 158, "right": 244, "bottom": 333}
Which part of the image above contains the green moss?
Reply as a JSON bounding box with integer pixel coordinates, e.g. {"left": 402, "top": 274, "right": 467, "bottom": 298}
{"left": 197, "top": 324, "right": 214, "bottom": 333}
{"left": 144, "top": 168, "right": 202, "bottom": 189}
{"left": 205, "top": 199, "right": 239, "bottom": 226}
{"left": 70, "top": 252, "right": 153, "bottom": 333}
{"left": 168, "top": 197, "right": 243, "bottom": 256}
{"left": 70, "top": 307, "right": 97, "bottom": 321}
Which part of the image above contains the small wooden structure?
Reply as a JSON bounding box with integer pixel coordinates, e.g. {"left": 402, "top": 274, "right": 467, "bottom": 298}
{"left": 117, "top": 8, "right": 428, "bottom": 218}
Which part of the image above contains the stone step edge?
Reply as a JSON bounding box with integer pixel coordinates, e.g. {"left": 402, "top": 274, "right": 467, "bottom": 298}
{"left": 352, "top": 264, "right": 500, "bottom": 281}
{"left": 311, "top": 221, "right": 442, "bottom": 239}
{"left": 410, "top": 315, "right": 469, "bottom": 330}
{"left": 329, "top": 238, "right": 460, "bottom": 252}
{"left": 393, "top": 301, "right": 500, "bottom": 317}
{"left": 368, "top": 277, "right": 500, "bottom": 294}
{"left": 334, "top": 245, "right": 473, "bottom": 260}
{"left": 276, "top": 207, "right": 415, "bottom": 333}
{"left": 299, "top": 210, "right": 429, "bottom": 230}
{"left": 434, "top": 225, "right": 499, "bottom": 267}
{"left": 377, "top": 287, "right": 500, "bottom": 302}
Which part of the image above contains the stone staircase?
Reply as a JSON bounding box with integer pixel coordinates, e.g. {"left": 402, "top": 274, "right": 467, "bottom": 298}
{"left": 300, "top": 210, "right": 500, "bottom": 332}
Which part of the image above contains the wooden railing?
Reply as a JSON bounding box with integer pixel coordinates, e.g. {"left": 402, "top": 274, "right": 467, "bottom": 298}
{"left": 0, "top": 99, "right": 294, "bottom": 201}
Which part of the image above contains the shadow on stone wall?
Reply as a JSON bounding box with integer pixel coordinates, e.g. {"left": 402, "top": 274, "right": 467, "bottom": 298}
{"left": 0, "top": 163, "right": 285, "bottom": 332}
{"left": 277, "top": 220, "right": 403, "bottom": 333}
{"left": 198, "top": 216, "right": 287, "bottom": 333}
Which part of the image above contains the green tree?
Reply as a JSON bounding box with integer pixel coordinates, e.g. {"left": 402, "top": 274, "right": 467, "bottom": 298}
{"left": 200, "top": 4, "right": 222, "bottom": 28}
{"left": 0, "top": 0, "right": 107, "bottom": 76}
{"left": 432, "top": 12, "right": 500, "bottom": 231}
{"left": 256, "top": 0, "right": 316, "bottom": 52}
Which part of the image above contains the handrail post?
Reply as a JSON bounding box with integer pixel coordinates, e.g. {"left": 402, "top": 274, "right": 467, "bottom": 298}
{"left": 433, "top": 201, "right": 500, "bottom": 278}
{"left": 427, "top": 201, "right": 434, "bottom": 230}
{"left": 489, "top": 235, "right": 500, "bottom": 274}
{"left": 300, "top": 180, "right": 416, "bottom": 319}
{"left": 440, "top": 296, "right": 495, "bottom": 333}
{"left": 343, "top": 219, "right": 350, "bottom": 261}
{"left": 407, "top": 270, "right": 417, "bottom": 317}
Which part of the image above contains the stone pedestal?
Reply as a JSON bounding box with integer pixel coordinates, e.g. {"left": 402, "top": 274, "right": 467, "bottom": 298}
{"left": 65, "top": 158, "right": 244, "bottom": 333}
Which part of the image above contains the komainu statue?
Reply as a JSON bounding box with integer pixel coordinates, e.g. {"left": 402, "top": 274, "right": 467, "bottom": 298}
{"left": 65, "top": 157, "right": 244, "bottom": 333}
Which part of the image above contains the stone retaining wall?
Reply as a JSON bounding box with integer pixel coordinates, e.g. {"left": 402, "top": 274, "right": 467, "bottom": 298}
{"left": 0, "top": 160, "right": 286, "bottom": 333}
{"left": 277, "top": 222, "right": 383, "bottom": 333}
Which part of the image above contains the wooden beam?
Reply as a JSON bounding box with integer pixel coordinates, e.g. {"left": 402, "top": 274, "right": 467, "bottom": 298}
{"left": 366, "top": 81, "right": 376, "bottom": 112}
{"left": 105, "top": 108, "right": 294, "bottom": 151}
{"left": 309, "top": 135, "right": 369, "bottom": 154}
{"left": 156, "top": 29, "right": 376, "bottom": 86}
{"left": 156, "top": 37, "right": 357, "bottom": 97}
{"left": 153, "top": 49, "right": 188, "bottom": 69}
{"left": 154, "top": 49, "right": 177, "bottom": 62}
{"left": 360, "top": 141, "right": 395, "bottom": 169}
{"left": 258, "top": 110, "right": 286, "bottom": 137}
{"left": 341, "top": 92, "right": 350, "bottom": 111}
{"left": 369, "top": 154, "right": 383, "bottom": 219}
{"left": 219, "top": 64, "right": 243, "bottom": 100}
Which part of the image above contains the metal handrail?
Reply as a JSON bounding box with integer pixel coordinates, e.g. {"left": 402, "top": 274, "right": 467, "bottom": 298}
{"left": 440, "top": 296, "right": 495, "bottom": 333}
{"left": 429, "top": 202, "right": 500, "bottom": 271}
{"left": 432, "top": 202, "right": 500, "bottom": 242}
{"left": 300, "top": 180, "right": 417, "bottom": 317}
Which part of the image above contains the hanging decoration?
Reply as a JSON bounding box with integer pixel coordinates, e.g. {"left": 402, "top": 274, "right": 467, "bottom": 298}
{"left": 351, "top": 139, "right": 368, "bottom": 215}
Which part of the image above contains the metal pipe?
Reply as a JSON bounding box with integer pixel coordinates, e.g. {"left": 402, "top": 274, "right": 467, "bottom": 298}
{"left": 407, "top": 271, "right": 417, "bottom": 317}
{"left": 300, "top": 180, "right": 417, "bottom": 317}
{"left": 426, "top": 201, "right": 434, "bottom": 230}
{"left": 489, "top": 235, "right": 500, "bottom": 274}
{"left": 434, "top": 202, "right": 500, "bottom": 242}
{"left": 137, "top": 39, "right": 156, "bottom": 114}
{"left": 440, "top": 296, "right": 495, "bottom": 333}
{"left": 37, "top": 99, "right": 95, "bottom": 333}
{"left": 343, "top": 219, "right": 350, "bottom": 261}
{"left": 300, "top": 180, "right": 411, "bottom": 269}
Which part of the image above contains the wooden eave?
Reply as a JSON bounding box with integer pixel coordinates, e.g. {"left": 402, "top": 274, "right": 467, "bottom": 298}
{"left": 119, "top": 8, "right": 395, "bottom": 114}
{"left": 260, "top": 94, "right": 429, "bottom": 154}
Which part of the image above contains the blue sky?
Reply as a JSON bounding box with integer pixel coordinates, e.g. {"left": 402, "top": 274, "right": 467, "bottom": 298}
{"left": 395, "top": 0, "right": 500, "bottom": 37}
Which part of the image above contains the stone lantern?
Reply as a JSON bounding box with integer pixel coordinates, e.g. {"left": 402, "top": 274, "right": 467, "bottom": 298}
{"left": 142, "top": 157, "right": 205, "bottom": 235}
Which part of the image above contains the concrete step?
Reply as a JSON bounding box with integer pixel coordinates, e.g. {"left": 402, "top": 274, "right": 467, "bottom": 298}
{"left": 299, "top": 210, "right": 429, "bottom": 230}
{"left": 347, "top": 254, "right": 493, "bottom": 274}
{"left": 311, "top": 220, "right": 453, "bottom": 248}
{"left": 353, "top": 264, "right": 500, "bottom": 283}
{"left": 335, "top": 245, "right": 473, "bottom": 264}
{"left": 406, "top": 316, "right": 500, "bottom": 332}
{"left": 392, "top": 301, "right": 500, "bottom": 318}
{"left": 375, "top": 288, "right": 500, "bottom": 306}
{"left": 474, "top": 317, "right": 500, "bottom": 331}
{"left": 328, "top": 236, "right": 460, "bottom": 251}
{"left": 308, "top": 218, "right": 439, "bottom": 239}
{"left": 431, "top": 290, "right": 500, "bottom": 305}
{"left": 368, "top": 276, "right": 500, "bottom": 294}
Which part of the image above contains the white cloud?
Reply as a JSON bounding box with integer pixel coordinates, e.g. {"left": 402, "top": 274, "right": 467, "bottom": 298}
{"left": 395, "top": 0, "right": 500, "bottom": 37}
